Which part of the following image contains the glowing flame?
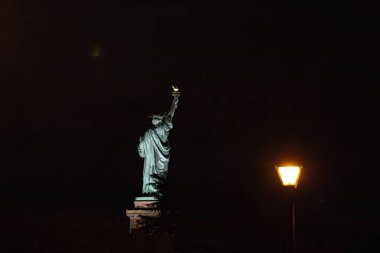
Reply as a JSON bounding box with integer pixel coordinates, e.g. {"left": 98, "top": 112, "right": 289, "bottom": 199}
{"left": 172, "top": 85, "right": 179, "bottom": 92}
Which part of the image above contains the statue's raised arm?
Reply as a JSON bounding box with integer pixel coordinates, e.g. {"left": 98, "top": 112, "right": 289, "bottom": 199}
{"left": 167, "top": 86, "right": 180, "bottom": 119}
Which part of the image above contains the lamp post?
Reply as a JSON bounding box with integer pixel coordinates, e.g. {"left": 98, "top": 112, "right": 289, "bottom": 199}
{"left": 276, "top": 165, "right": 301, "bottom": 253}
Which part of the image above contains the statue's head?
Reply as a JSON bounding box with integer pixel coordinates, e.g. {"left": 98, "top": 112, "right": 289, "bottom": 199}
{"left": 150, "top": 115, "right": 163, "bottom": 126}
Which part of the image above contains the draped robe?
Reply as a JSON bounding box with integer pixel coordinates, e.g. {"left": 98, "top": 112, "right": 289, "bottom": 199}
{"left": 138, "top": 117, "right": 172, "bottom": 194}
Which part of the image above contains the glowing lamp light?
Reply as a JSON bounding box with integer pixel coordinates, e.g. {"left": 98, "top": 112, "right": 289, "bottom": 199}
{"left": 91, "top": 45, "right": 102, "bottom": 58}
{"left": 172, "top": 85, "right": 179, "bottom": 92}
{"left": 277, "top": 166, "right": 301, "bottom": 188}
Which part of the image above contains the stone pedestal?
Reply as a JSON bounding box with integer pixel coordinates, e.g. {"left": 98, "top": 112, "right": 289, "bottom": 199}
{"left": 126, "top": 196, "right": 159, "bottom": 233}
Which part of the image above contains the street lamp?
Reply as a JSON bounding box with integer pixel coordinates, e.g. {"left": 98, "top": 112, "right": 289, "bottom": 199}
{"left": 276, "top": 165, "right": 302, "bottom": 253}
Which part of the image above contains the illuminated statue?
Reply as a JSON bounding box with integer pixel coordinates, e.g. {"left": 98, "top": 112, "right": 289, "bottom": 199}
{"left": 138, "top": 87, "right": 180, "bottom": 194}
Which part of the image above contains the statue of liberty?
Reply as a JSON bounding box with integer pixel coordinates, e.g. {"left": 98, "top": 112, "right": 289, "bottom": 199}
{"left": 137, "top": 87, "right": 180, "bottom": 194}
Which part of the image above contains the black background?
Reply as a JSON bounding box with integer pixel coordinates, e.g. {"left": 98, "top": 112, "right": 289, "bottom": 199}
{"left": 0, "top": 1, "right": 379, "bottom": 252}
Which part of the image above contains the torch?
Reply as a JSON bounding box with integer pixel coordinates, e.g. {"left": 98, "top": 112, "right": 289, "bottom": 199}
{"left": 171, "top": 85, "right": 181, "bottom": 98}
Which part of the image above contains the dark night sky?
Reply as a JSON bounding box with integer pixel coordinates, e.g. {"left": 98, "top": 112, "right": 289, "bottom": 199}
{"left": 0, "top": 1, "right": 379, "bottom": 252}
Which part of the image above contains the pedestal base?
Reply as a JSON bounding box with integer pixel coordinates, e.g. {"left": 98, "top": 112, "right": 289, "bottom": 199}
{"left": 126, "top": 196, "right": 159, "bottom": 233}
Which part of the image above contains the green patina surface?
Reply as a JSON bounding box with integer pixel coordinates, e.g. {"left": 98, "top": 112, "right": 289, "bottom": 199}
{"left": 135, "top": 196, "right": 157, "bottom": 201}
{"left": 138, "top": 90, "right": 180, "bottom": 194}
